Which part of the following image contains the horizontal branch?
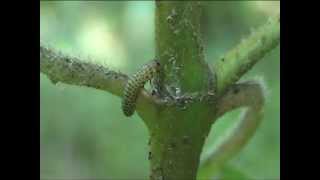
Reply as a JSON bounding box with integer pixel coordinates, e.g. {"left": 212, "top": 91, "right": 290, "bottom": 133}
{"left": 198, "top": 80, "right": 265, "bottom": 177}
{"left": 40, "top": 43, "right": 160, "bottom": 122}
{"left": 40, "top": 44, "right": 127, "bottom": 97}
{"left": 214, "top": 13, "right": 280, "bottom": 95}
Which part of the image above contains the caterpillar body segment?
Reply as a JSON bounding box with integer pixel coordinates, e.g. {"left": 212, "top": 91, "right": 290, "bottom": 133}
{"left": 122, "top": 60, "right": 161, "bottom": 117}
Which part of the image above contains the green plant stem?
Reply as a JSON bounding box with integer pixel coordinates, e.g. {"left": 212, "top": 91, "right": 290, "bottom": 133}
{"left": 40, "top": 6, "right": 280, "bottom": 180}
{"left": 155, "top": 1, "right": 215, "bottom": 96}
{"left": 149, "top": 2, "right": 215, "bottom": 180}
{"left": 214, "top": 13, "right": 280, "bottom": 95}
{"left": 198, "top": 80, "right": 265, "bottom": 178}
{"left": 40, "top": 44, "right": 126, "bottom": 97}
{"left": 40, "top": 44, "right": 159, "bottom": 125}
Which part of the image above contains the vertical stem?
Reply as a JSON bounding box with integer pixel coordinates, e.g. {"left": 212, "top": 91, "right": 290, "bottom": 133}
{"left": 149, "top": 1, "right": 216, "bottom": 180}
{"left": 155, "top": 1, "right": 215, "bottom": 97}
{"left": 148, "top": 109, "right": 208, "bottom": 180}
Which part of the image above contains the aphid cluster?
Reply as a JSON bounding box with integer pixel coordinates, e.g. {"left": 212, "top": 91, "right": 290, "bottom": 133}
{"left": 122, "top": 60, "right": 161, "bottom": 116}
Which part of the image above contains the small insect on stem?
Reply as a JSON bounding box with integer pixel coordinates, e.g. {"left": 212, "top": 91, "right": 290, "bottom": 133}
{"left": 122, "top": 60, "right": 161, "bottom": 117}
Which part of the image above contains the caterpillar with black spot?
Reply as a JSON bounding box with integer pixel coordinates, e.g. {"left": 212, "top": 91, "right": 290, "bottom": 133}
{"left": 122, "top": 60, "right": 161, "bottom": 117}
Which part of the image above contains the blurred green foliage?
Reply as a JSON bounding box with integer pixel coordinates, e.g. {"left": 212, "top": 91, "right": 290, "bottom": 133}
{"left": 40, "top": 1, "right": 279, "bottom": 179}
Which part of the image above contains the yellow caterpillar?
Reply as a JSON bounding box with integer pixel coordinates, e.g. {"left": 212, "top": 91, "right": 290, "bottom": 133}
{"left": 122, "top": 60, "right": 161, "bottom": 117}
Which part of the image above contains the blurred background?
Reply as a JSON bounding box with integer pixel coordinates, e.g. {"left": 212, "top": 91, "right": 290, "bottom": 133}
{"left": 40, "top": 1, "right": 280, "bottom": 179}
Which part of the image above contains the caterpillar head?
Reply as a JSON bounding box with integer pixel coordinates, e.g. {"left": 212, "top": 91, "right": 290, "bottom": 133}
{"left": 153, "top": 59, "right": 161, "bottom": 73}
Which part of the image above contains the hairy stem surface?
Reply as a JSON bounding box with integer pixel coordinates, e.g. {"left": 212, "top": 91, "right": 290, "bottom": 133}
{"left": 40, "top": 44, "right": 159, "bottom": 126}
{"left": 150, "top": 2, "right": 216, "bottom": 180}
{"left": 214, "top": 13, "right": 280, "bottom": 95}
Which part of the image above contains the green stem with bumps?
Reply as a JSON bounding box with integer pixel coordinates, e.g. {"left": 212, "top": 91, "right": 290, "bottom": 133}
{"left": 149, "top": 2, "right": 216, "bottom": 180}
{"left": 40, "top": 44, "right": 160, "bottom": 127}
{"left": 214, "top": 13, "right": 280, "bottom": 95}
{"left": 40, "top": 4, "right": 280, "bottom": 180}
